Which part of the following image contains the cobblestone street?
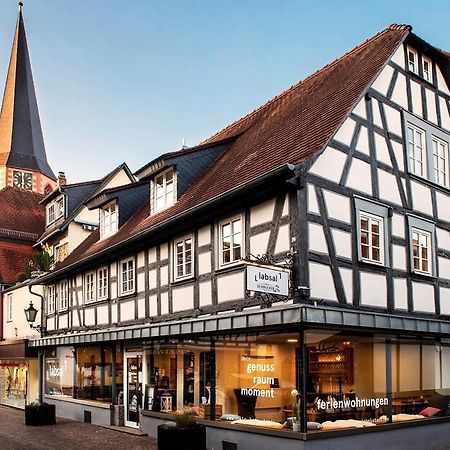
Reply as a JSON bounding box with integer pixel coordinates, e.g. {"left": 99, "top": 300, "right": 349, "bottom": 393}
{"left": 0, "top": 406, "right": 157, "bottom": 450}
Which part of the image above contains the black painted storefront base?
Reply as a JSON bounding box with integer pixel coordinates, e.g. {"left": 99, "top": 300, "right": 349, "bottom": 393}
{"left": 157, "top": 424, "right": 206, "bottom": 450}
{"left": 24, "top": 403, "right": 56, "bottom": 426}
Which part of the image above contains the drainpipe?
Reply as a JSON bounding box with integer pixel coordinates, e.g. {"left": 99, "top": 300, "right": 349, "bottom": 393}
{"left": 0, "top": 288, "right": 3, "bottom": 339}
{"left": 28, "top": 284, "right": 45, "bottom": 404}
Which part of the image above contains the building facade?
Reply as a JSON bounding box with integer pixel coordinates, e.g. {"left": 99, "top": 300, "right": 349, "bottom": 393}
{"left": 27, "top": 24, "right": 450, "bottom": 449}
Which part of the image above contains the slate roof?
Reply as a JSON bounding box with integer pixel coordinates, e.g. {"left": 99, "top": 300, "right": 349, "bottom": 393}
{"left": 0, "top": 8, "right": 55, "bottom": 179}
{"left": 46, "top": 24, "right": 413, "bottom": 278}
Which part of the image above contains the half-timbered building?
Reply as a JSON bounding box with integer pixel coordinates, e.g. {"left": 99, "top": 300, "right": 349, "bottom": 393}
{"left": 30, "top": 24, "right": 450, "bottom": 449}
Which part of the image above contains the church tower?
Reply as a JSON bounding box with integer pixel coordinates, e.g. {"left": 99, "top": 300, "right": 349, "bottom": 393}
{"left": 0, "top": 3, "right": 56, "bottom": 195}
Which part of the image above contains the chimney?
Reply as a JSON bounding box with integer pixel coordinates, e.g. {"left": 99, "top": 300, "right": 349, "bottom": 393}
{"left": 58, "top": 171, "right": 67, "bottom": 186}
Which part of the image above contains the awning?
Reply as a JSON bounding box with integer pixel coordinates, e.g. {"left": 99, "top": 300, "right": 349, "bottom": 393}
{"left": 28, "top": 304, "right": 450, "bottom": 348}
{"left": 0, "top": 339, "right": 38, "bottom": 358}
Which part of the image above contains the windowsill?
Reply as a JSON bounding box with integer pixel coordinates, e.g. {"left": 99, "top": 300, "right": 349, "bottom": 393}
{"left": 118, "top": 292, "right": 135, "bottom": 300}
{"left": 59, "top": 308, "right": 69, "bottom": 313}
{"left": 358, "top": 259, "right": 388, "bottom": 270}
{"left": 44, "top": 395, "right": 111, "bottom": 409}
{"left": 84, "top": 298, "right": 110, "bottom": 306}
{"left": 216, "top": 261, "right": 246, "bottom": 274}
{"left": 411, "top": 269, "right": 435, "bottom": 280}
{"left": 172, "top": 275, "right": 195, "bottom": 285}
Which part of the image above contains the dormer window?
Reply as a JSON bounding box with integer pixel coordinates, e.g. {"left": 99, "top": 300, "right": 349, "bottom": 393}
{"left": 47, "top": 204, "right": 55, "bottom": 225}
{"left": 422, "top": 56, "right": 432, "bottom": 83}
{"left": 56, "top": 197, "right": 64, "bottom": 219}
{"left": 407, "top": 47, "right": 418, "bottom": 74}
{"left": 46, "top": 196, "right": 64, "bottom": 226}
{"left": 100, "top": 202, "right": 118, "bottom": 239}
{"left": 154, "top": 168, "right": 175, "bottom": 211}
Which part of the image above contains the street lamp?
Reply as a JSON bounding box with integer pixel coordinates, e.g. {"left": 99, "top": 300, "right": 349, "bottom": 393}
{"left": 24, "top": 301, "right": 46, "bottom": 336}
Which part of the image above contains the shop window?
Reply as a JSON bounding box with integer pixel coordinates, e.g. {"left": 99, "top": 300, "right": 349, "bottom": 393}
{"left": 218, "top": 215, "right": 244, "bottom": 268}
{"left": 45, "top": 347, "right": 75, "bottom": 397}
{"left": 74, "top": 346, "right": 123, "bottom": 403}
{"left": 354, "top": 197, "right": 389, "bottom": 266}
{"left": 120, "top": 257, "right": 135, "bottom": 295}
{"left": 0, "top": 362, "right": 30, "bottom": 408}
{"left": 173, "top": 235, "right": 193, "bottom": 280}
{"left": 407, "top": 215, "right": 435, "bottom": 276}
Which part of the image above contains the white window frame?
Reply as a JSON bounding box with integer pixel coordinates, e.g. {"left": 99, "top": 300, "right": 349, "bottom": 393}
{"left": 432, "top": 136, "right": 449, "bottom": 188}
{"left": 218, "top": 215, "right": 244, "bottom": 268}
{"left": 47, "top": 204, "right": 55, "bottom": 226}
{"left": 101, "top": 202, "right": 119, "bottom": 239}
{"left": 411, "top": 228, "right": 432, "bottom": 275}
{"left": 47, "top": 285, "right": 56, "bottom": 314}
{"left": 7, "top": 294, "right": 12, "bottom": 322}
{"left": 407, "top": 47, "right": 418, "bottom": 74}
{"left": 407, "top": 123, "right": 427, "bottom": 177}
{"left": 422, "top": 56, "right": 432, "bottom": 83}
{"left": 153, "top": 168, "right": 175, "bottom": 212}
{"left": 173, "top": 235, "right": 194, "bottom": 281}
{"left": 119, "top": 257, "right": 135, "bottom": 296}
{"left": 359, "top": 211, "right": 384, "bottom": 265}
{"left": 59, "top": 280, "right": 69, "bottom": 311}
{"left": 56, "top": 196, "right": 64, "bottom": 220}
{"left": 84, "top": 271, "right": 96, "bottom": 303}
{"left": 97, "top": 266, "right": 109, "bottom": 300}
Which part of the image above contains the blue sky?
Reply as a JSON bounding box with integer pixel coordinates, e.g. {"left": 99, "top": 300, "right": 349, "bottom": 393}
{"left": 0, "top": 1, "right": 448, "bottom": 182}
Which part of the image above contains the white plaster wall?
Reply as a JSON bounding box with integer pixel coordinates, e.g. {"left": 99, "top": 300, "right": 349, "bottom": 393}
{"left": 172, "top": 285, "right": 194, "bottom": 312}
{"left": 160, "top": 266, "right": 168, "bottom": 286}
{"left": 138, "top": 298, "right": 145, "bottom": 318}
{"left": 198, "top": 226, "right": 211, "bottom": 246}
{"left": 436, "top": 191, "right": 450, "bottom": 222}
{"left": 378, "top": 169, "right": 402, "bottom": 205}
{"left": 111, "top": 303, "right": 118, "bottom": 323}
{"left": 332, "top": 229, "right": 352, "bottom": 259}
{"left": 281, "top": 193, "right": 289, "bottom": 217}
{"left": 391, "top": 141, "right": 404, "bottom": 171}
{"left": 372, "top": 99, "right": 383, "bottom": 128}
{"left": 346, "top": 158, "right": 372, "bottom": 194}
{"left": 391, "top": 72, "right": 408, "bottom": 110}
{"left": 436, "top": 228, "right": 450, "bottom": 251}
{"left": 392, "top": 245, "right": 406, "bottom": 271}
{"left": 339, "top": 267, "right": 352, "bottom": 303}
{"left": 426, "top": 88, "right": 438, "bottom": 124}
{"left": 199, "top": 281, "right": 212, "bottom": 307}
{"left": 309, "top": 262, "right": 337, "bottom": 301}
{"left": 149, "top": 295, "right": 157, "bottom": 317}
{"left": 46, "top": 316, "right": 55, "bottom": 331}
{"left": 374, "top": 133, "right": 391, "bottom": 167}
{"left": 307, "top": 184, "right": 319, "bottom": 214}
{"left": 275, "top": 224, "right": 290, "bottom": 254}
{"left": 360, "top": 272, "right": 387, "bottom": 307}
{"left": 97, "top": 305, "right": 108, "bottom": 324}
{"left": 352, "top": 97, "right": 366, "bottom": 118}
{"left": 333, "top": 118, "right": 356, "bottom": 146}
{"left": 250, "top": 231, "right": 270, "bottom": 257}
{"left": 439, "top": 97, "right": 450, "bottom": 131}
{"left": 411, "top": 181, "right": 433, "bottom": 216}
{"left": 412, "top": 282, "right": 435, "bottom": 312}
{"left": 72, "top": 310, "right": 80, "bottom": 328}
{"left": 392, "top": 213, "right": 405, "bottom": 238}
{"left": 59, "top": 314, "right": 68, "bottom": 329}
{"left": 440, "top": 287, "right": 450, "bottom": 315}
{"left": 250, "top": 198, "right": 275, "bottom": 226}
{"left": 323, "top": 190, "right": 351, "bottom": 223}
{"left": 309, "top": 147, "right": 347, "bottom": 183}
{"left": 137, "top": 272, "right": 145, "bottom": 293}
{"left": 160, "top": 243, "right": 168, "bottom": 260}
{"left": 198, "top": 251, "right": 212, "bottom": 275}
{"left": 411, "top": 80, "right": 423, "bottom": 117}
{"left": 308, "top": 223, "right": 328, "bottom": 254}
{"left": 120, "top": 300, "right": 134, "bottom": 321}
{"left": 217, "top": 271, "right": 244, "bottom": 303}
{"left": 384, "top": 104, "right": 403, "bottom": 137}
{"left": 137, "top": 251, "right": 145, "bottom": 268}
{"left": 149, "top": 247, "right": 157, "bottom": 264}
{"left": 149, "top": 269, "right": 157, "bottom": 289}
{"left": 390, "top": 46, "right": 405, "bottom": 68}
{"left": 436, "top": 67, "right": 450, "bottom": 95}
{"left": 438, "top": 257, "right": 450, "bottom": 280}
{"left": 356, "top": 126, "right": 370, "bottom": 155}
{"left": 372, "top": 65, "right": 394, "bottom": 97}
{"left": 161, "top": 292, "right": 169, "bottom": 315}
{"left": 84, "top": 308, "right": 95, "bottom": 326}
{"left": 394, "top": 278, "right": 408, "bottom": 310}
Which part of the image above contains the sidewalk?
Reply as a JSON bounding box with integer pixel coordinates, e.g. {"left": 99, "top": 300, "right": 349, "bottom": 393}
{"left": 0, "top": 406, "right": 157, "bottom": 450}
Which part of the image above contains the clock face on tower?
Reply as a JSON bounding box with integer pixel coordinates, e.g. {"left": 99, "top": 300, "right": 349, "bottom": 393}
{"left": 13, "top": 170, "right": 33, "bottom": 190}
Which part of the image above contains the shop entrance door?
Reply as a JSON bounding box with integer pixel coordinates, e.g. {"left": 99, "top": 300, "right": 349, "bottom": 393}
{"left": 124, "top": 353, "right": 143, "bottom": 428}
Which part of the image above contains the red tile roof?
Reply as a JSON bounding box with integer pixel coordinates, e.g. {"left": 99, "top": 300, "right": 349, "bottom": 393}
{"left": 0, "top": 187, "right": 45, "bottom": 237}
{"left": 0, "top": 242, "right": 34, "bottom": 285}
{"left": 51, "top": 24, "right": 411, "bottom": 276}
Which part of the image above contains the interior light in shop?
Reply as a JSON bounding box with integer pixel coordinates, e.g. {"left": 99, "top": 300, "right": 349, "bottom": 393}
{"left": 343, "top": 341, "right": 351, "bottom": 346}
{"left": 287, "top": 339, "right": 298, "bottom": 343}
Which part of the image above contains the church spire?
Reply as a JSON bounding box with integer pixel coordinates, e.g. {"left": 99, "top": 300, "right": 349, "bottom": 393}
{"left": 0, "top": 3, "right": 55, "bottom": 185}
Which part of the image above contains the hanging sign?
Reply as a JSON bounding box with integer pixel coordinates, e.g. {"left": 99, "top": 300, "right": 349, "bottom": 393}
{"left": 246, "top": 264, "right": 289, "bottom": 296}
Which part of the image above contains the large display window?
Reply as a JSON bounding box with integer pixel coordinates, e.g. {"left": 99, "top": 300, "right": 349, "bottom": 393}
{"left": 45, "top": 347, "right": 75, "bottom": 397}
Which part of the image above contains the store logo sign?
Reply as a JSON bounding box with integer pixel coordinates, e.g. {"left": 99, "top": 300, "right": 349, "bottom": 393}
{"left": 246, "top": 265, "right": 289, "bottom": 296}
{"left": 48, "top": 365, "right": 63, "bottom": 378}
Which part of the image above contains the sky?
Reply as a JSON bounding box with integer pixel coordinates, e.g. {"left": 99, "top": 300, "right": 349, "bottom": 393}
{"left": 0, "top": 0, "right": 449, "bottom": 182}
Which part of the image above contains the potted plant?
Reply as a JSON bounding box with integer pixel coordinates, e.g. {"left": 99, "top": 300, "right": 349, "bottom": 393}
{"left": 25, "top": 401, "right": 56, "bottom": 426}
{"left": 291, "top": 389, "right": 301, "bottom": 432}
{"left": 157, "top": 413, "right": 206, "bottom": 450}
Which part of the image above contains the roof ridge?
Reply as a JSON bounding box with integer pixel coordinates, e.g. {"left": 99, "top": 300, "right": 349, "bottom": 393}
{"left": 200, "top": 23, "right": 411, "bottom": 146}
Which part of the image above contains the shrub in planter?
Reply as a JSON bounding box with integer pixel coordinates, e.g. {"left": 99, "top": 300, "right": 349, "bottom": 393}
{"left": 157, "top": 413, "right": 206, "bottom": 450}
{"left": 25, "top": 402, "right": 56, "bottom": 426}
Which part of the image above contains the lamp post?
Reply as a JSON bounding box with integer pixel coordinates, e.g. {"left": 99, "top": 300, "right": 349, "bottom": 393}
{"left": 24, "top": 301, "right": 46, "bottom": 337}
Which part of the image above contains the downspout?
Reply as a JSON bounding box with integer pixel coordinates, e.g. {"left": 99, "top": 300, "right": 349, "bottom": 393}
{"left": 28, "top": 284, "right": 45, "bottom": 403}
{"left": 0, "top": 288, "right": 3, "bottom": 340}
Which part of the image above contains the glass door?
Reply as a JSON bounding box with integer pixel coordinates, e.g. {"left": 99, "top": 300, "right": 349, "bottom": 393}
{"left": 124, "top": 353, "right": 143, "bottom": 427}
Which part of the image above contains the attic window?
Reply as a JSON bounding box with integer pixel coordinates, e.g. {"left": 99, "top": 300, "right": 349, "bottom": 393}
{"left": 422, "top": 56, "right": 432, "bottom": 82}
{"left": 100, "top": 202, "right": 118, "bottom": 239}
{"left": 153, "top": 168, "right": 175, "bottom": 212}
{"left": 407, "top": 47, "right": 418, "bottom": 74}
{"left": 46, "top": 196, "right": 65, "bottom": 226}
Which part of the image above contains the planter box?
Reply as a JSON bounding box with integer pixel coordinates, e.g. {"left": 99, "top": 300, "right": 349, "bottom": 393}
{"left": 25, "top": 403, "right": 56, "bottom": 426}
{"left": 157, "top": 424, "right": 206, "bottom": 450}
